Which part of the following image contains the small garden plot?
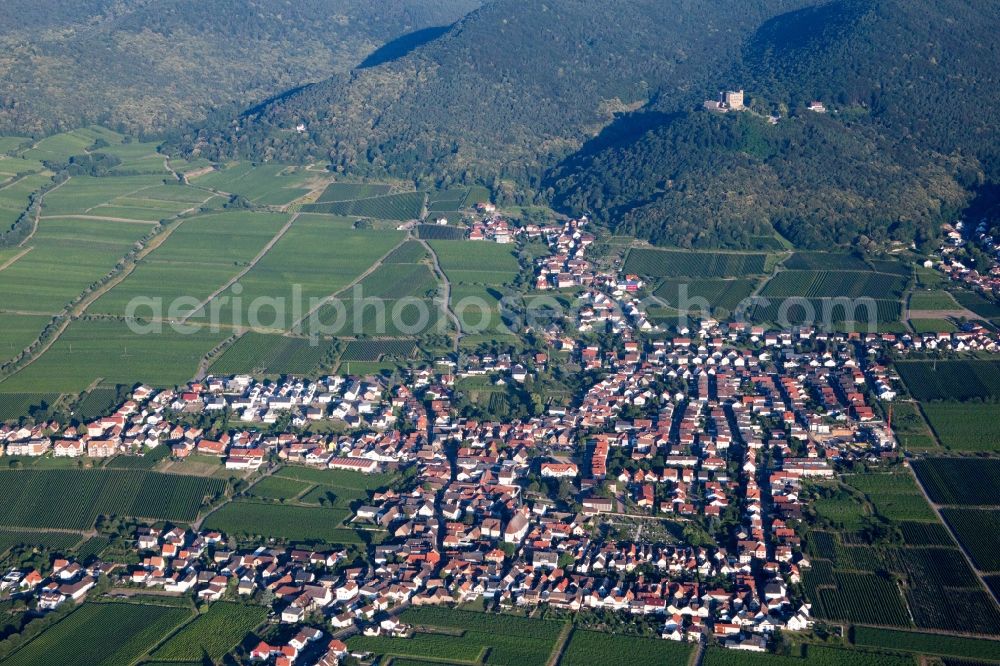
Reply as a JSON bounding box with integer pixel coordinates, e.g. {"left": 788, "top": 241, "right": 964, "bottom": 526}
{"left": 150, "top": 602, "right": 267, "bottom": 662}
{"left": 920, "top": 403, "right": 1000, "bottom": 452}
{"left": 623, "top": 248, "right": 768, "bottom": 277}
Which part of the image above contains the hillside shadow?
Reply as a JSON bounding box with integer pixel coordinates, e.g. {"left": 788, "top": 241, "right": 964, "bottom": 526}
{"left": 358, "top": 25, "right": 452, "bottom": 69}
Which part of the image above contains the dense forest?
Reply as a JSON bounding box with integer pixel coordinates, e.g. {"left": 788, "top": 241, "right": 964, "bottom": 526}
{"left": 166, "top": 0, "right": 1000, "bottom": 251}
{"left": 0, "top": 0, "right": 479, "bottom": 134}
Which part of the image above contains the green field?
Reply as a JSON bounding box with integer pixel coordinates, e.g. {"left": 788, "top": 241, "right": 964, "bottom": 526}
{"left": 383, "top": 240, "right": 429, "bottom": 264}
{"left": 0, "top": 172, "right": 52, "bottom": 230}
{"left": 301, "top": 190, "right": 424, "bottom": 220}
{"left": 245, "top": 475, "right": 312, "bottom": 502}
{"left": 0, "top": 313, "right": 50, "bottom": 365}
{"left": 202, "top": 500, "right": 369, "bottom": 544}
{"left": 91, "top": 211, "right": 289, "bottom": 317}
{"left": 896, "top": 360, "right": 1000, "bottom": 402}
{"left": 750, "top": 298, "right": 902, "bottom": 326}
{"left": 428, "top": 240, "right": 519, "bottom": 285}
{"left": 349, "top": 608, "right": 564, "bottom": 666}
{"left": 74, "top": 387, "right": 123, "bottom": 420}
{"left": 275, "top": 465, "right": 394, "bottom": 490}
{"left": 0, "top": 469, "right": 226, "bottom": 529}
{"left": 653, "top": 278, "right": 756, "bottom": 314}
{"left": 909, "top": 318, "right": 958, "bottom": 333}
{"left": 0, "top": 529, "right": 82, "bottom": 556}
{"left": 0, "top": 392, "right": 61, "bottom": 422}
{"left": 817, "top": 571, "right": 911, "bottom": 626}
{"left": 40, "top": 175, "right": 171, "bottom": 217}
{"left": 920, "top": 402, "right": 1000, "bottom": 452}
{"left": 703, "top": 645, "right": 914, "bottom": 666}
{"left": 191, "top": 162, "right": 315, "bottom": 206}
{"left": 783, "top": 252, "right": 871, "bottom": 271}
{"left": 209, "top": 332, "right": 334, "bottom": 376}
{"left": 909, "top": 290, "right": 960, "bottom": 310}
{"left": 853, "top": 627, "right": 1000, "bottom": 661}
{"left": 315, "top": 182, "right": 393, "bottom": 202}
{"left": 340, "top": 339, "right": 417, "bottom": 361}
{"left": 4, "top": 601, "right": 192, "bottom": 666}
{"left": 560, "top": 629, "right": 692, "bottom": 666}
{"left": 886, "top": 402, "right": 937, "bottom": 450}
{"left": 624, "top": 248, "right": 768, "bottom": 277}
{"left": 761, "top": 270, "right": 907, "bottom": 300}
{"left": 845, "top": 473, "right": 937, "bottom": 521}
{"left": 942, "top": 509, "right": 1000, "bottom": 572}
{"left": 418, "top": 223, "right": 466, "bottom": 240}
{"left": 0, "top": 318, "right": 228, "bottom": 393}
{"left": 150, "top": 602, "right": 267, "bottom": 662}
{"left": 954, "top": 290, "right": 1000, "bottom": 318}
{"left": 0, "top": 217, "right": 150, "bottom": 313}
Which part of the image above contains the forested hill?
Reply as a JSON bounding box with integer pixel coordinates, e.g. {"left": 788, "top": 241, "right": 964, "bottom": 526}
{"left": 549, "top": 0, "right": 1000, "bottom": 250}
{"left": 170, "top": 0, "right": 811, "bottom": 183}
{"left": 0, "top": 0, "right": 480, "bottom": 135}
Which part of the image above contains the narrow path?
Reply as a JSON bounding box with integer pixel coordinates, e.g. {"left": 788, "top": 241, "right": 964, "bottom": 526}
{"left": 688, "top": 639, "right": 705, "bottom": 666}
{"left": 178, "top": 213, "right": 300, "bottom": 324}
{"left": 419, "top": 237, "right": 461, "bottom": 352}
{"left": 906, "top": 461, "right": 1000, "bottom": 608}
{"left": 287, "top": 234, "right": 410, "bottom": 333}
{"left": 40, "top": 214, "right": 157, "bottom": 224}
{"left": 546, "top": 623, "right": 573, "bottom": 666}
{"left": 0, "top": 246, "right": 32, "bottom": 272}
{"left": 18, "top": 176, "right": 70, "bottom": 248}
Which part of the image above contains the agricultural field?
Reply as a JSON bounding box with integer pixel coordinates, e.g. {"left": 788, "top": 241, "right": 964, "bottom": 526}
{"left": 428, "top": 240, "right": 519, "bottom": 285}
{"left": 301, "top": 191, "right": 425, "bottom": 220}
{"left": 560, "top": 629, "right": 692, "bottom": 666}
{"left": 897, "top": 520, "right": 954, "bottom": 547}
{"left": 919, "top": 402, "right": 1000, "bottom": 452}
{"left": 761, "top": 270, "right": 907, "bottom": 300}
{"left": 942, "top": 508, "right": 1000, "bottom": 572}
{"left": 0, "top": 217, "right": 150, "bottom": 314}
{"left": 908, "top": 290, "right": 960, "bottom": 310}
{"left": 205, "top": 215, "right": 402, "bottom": 329}
{"left": 704, "top": 645, "right": 914, "bottom": 666}
{"left": 150, "top": 602, "right": 267, "bottom": 662}
{"left": 417, "top": 223, "right": 466, "bottom": 240}
{"left": 209, "top": 332, "right": 335, "bottom": 376}
{"left": 384, "top": 240, "right": 429, "bottom": 264}
{"left": 954, "top": 290, "right": 1000, "bottom": 318}
{"left": 0, "top": 529, "right": 82, "bottom": 556}
{"left": 245, "top": 475, "right": 312, "bottom": 502}
{"left": 202, "top": 500, "right": 369, "bottom": 544}
{"left": 782, "top": 252, "right": 872, "bottom": 271}
{"left": 653, "top": 278, "right": 756, "bottom": 314}
{"left": 749, "top": 297, "right": 902, "bottom": 327}
{"left": 340, "top": 339, "right": 417, "bottom": 362}
{"left": 191, "top": 162, "right": 316, "bottom": 206}
{"left": 624, "top": 248, "right": 768, "bottom": 277}
{"left": 0, "top": 393, "right": 60, "bottom": 422}
{"left": 451, "top": 284, "right": 508, "bottom": 334}
{"left": 74, "top": 387, "right": 123, "bottom": 421}
{"left": 852, "top": 627, "right": 1000, "bottom": 661}
{"left": 913, "top": 458, "right": 1000, "bottom": 505}
{"left": 0, "top": 313, "right": 50, "bottom": 365}
{"left": 0, "top": 318, "right": 228, "bottom": 393}
{"left": 896, "top": 360, "right": 1000, "bottom": 402}
{"left": 349, "top": 607, "right": 564, "bottom": 666}
{"left": 816, "top": 571, "right": 911, "bottom": 626}
{"left": 3, "top": 601, "right": 193, "bottom": 666}
{"left": 0, "top": 469, "right": 226, "bottom": 529}
{"left": 908, "top": 318, "right": 958, "bottom": 333}
{"left": 0, "top": 172, "right": 52, "bottom": 230}
{"left": 40, "top": 174, "right": 173, "bottom": 217}
{"left": 845, "top": 473, "right": 936, "bottom": 522}
{"left": 315, "top": 182, "right": 392, "bottom": 202}
{"left": 885, "top": 402, "right": 937, "bottom": 450}
{"left": 92, "top": 211, "right": 289, "bottom": 317}
{"left": 275, "top": 465, "right": 394, "bottom": 490}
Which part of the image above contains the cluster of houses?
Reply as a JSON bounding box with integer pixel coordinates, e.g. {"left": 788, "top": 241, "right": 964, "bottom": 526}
{"left": 533, "top": 218, "right": 597, "bottom": 290}
{"left": 936, "top": 220, "right": 1000, "bottom": 297}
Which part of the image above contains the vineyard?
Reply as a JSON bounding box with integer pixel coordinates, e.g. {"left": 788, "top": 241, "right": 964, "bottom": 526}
{"left": 341, "top": 339, "right": 417, "bottom": 362}
{"left": 0, "top": 393, "right": 60, "bottom": 422}
{"left": 316, "top": 182, "right": 392, "bottom": 202}
{"left": 653, "top": 278, "right": 756, "bottom": 313}
{"left": 623, "top": 248, "right": 768, "bottom": 278}
{"left": 895, "top": 360, "right": 1000, "bottom": 402}
{"left": 560, "top": 629, "right": 692, "bottom": 666}
{"left": 942, "top": 508, "right": 1000, "bottom": 572}
{"left": 913, "top": 458, "right": 1000, "bottom": 505}
{"left": 954, "top": 290, "right": 1000, "bottom": 318}
{"left": 0, "top": 469, "right": 226, "bottom": 529}
{"left": 301, "top": 191, "right": 425, "bottom": 220}
{"left": 783, "top": 252, "right": 872, "bottom": 271}
{"left": 417, "top": 224, "right": 466, "bottom": 240}
{"left": 384, "top": 240, "right": 430, "bottom": 264}
{"left": 151, "top": 602, "right": 267, "bottom": 662}
{"left": 844, "top": 473, "right": 937, "bottom": 521}
{"left": 749, "top": 298, "right": 902, "bottom": 326}
{"left": 816, "top": 572, "right": 911, "bottom": 626}
{"left": 761, "top": 270, "right": 907, "bottom": 299}
{"left": 920, "top": 402, "right": 1000, "bottom": 452}
{"left": 74, "top": 387, "right": 121, "bottom": 421}
{"left": 702, "top": 645, "right": 914, "bottom": 666}
{"left": 202, "top": 500, "right": 369, "bottom": 544}
{"left": 349, "top": 608, "right": 565, "bottom": 666}
{"left": 210, "top": 332, "right": 334, "bottom": 376}
{"left": 852, "top": 627, "right": 1000, "bottom": 661}
{"left": 0, "top": 529, "right": 82, "bottom": 556}
{"left": 5, "top": 601, "right": 193, "bottom": 666}
{"left": 898, "top": 520, "right": 953, "bottom": 546}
